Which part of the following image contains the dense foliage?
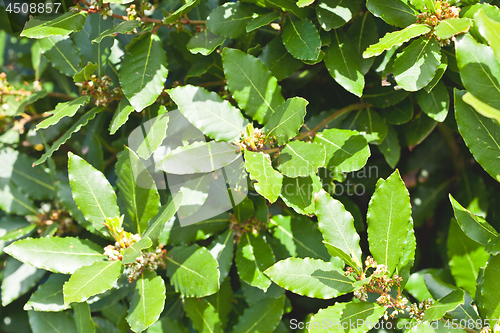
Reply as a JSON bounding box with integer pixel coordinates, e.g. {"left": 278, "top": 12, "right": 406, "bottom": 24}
{"left": 1, "top": 0, "right": 500, "bottom": 332}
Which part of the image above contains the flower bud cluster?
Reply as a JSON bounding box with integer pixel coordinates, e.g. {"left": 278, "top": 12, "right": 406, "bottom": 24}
{"left": 416, "top": 1, "right": 464, "bottom": 46}
{"left": 229, "top": 214, "right": 264, "bottom": 243}
{"left": 236, "top": 127, "right": 268, "bottom": 152}
{"left": 406, "top": 298, "right": 434, "bottom": 321}
{"left": 0, "top": 73, "right": 32, "bottom": 108}
{"left": 125, "top": 246, "right": 167, "bottom": 282}
{"left": 77, "top": 74, "right": 121, "bottom": 106}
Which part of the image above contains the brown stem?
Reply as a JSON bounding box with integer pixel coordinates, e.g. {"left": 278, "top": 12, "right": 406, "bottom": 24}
{"left": 47, "top": 92, "right": 75, "bottom": 100}
{"left": 102, "top": 10, "right": 206, "bottom": 26}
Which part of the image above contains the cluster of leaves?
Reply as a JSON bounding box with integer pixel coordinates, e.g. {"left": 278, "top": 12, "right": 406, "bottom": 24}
{"left": 1, "top": 0, "right": 500, "bottom": 332}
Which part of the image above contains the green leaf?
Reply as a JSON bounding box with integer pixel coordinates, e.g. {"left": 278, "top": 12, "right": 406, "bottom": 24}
{"left": 449, "top": 194, "right": 498, "bottom": 245}
{"left": 378, "top": 125, "right": 401, "bottom": 168}
{"left": 309, "top": 302, "right": 385, "bottom": 333}
{"left": 425, "top": 53, "right": 448, "bottom": 93}
{"left": 120, "top": 33, "right": 168, "bottom": 111}
{"left": 394, "top": 37, "right": 441, "bottom": 91}
{"left": 68, "top": 152, "right": 120, "bottom": 233}
{"left": 40, "top": 36, "right": 82, "bottom": 76}
{"left": 15, "top": 89, "right": 48, "bottom": 115}
{"left": 184, "top": 297, "right": 222, "bottom": 333}
{"left": 259, "top": 36, "right": 304, "bottom": 81}
{"left": 313, "top": 129, "right": 370, "bottom": 172}
{"left": 1, "top": 257, "right": 46, "bottom": 306}
{"left": 0, "top": 223, "right": 36, "bottom": 242}
{"left": 263, "top": 97, "right": 308, "bottom": 145}
{"left": 268, "top": 214, "right": 330, "bottom": 261}
{"left": 347, "top": 108, "right": 388, "bottom": 145}
{"left": 463, "top": 91, "right": 500, "bottom": 124}
{"left": 347, "top": 12, "right": 379, "bottom": 75}
{"left": 166, "top": 244, "right": 220, "bottom": 297}
{"left": 363, "top": 24, "right": 431, "bottom": 58}
{"left": 109, "top": 97, "right": 135, "bottom": 135}
{"left": 363, "top": 85, "right": 409, "bottom": 109}
{"left": 0, "top": 181, "right": 37, "bottom": 215}
{"left": 73, "top": 302, "right": 95, "bottom": 333}
{"left": 297, "top": 0, "right": 314, "bottom": 7}
{"left": 404, "top": 111, "right": 437, "bottom": 148}
{"left": 143, "top": 194, "right": 182, "bottom": 247}
{"left": 434, "top": 18, "right": 472, "bottom": 40}
{"left": 8, "top": 153, "right": 54, "bottom": 201}
{"left": 264, "top": 257, "right": 355, "bottom": 299}
{"left": 24, "top": 274, "right": 70, "bottom": 312}
{"left": 127, "top": 271, "right": 166, "bottom": 333}
{"left": 122, "top": 237, "right": 153, "bottom": 265}
{"left": 88, "top": 14, "right": 113, "bottom": 77}
{"left": 316, "top": 190, "right": 362, "bottom": 270}
{"left": 21, "top": 11, "right": 87, "bottom": 39}
{"left": 454, "top": 89, "right": 500, "bottom": 182}
{"left": 277, "top": 141, "right": 325, "bottom": 177}
{"left": 207, "top": 2, "right": 254, "bottom": 39}
{"left": 423, "top": 289, "right": 465, "bottom": 321}
{"left": 116, "top": 148, "right": 160, "bottom": 235}
{"left": 236, "top": 233, "right": 275, "bottom": 291}
{"left": 208, "top": 229, "right": 235, "bottom": 284}
{"left": 456, "top": 33, "right": 500, "bottom": 110}
{"left": 244, "top": 151, "right": 283, "bottom": 203}
{"left": 367, "top": 170, "right": 412, "bottom": 275}
{"left": 416, "top": 80, "right": 449, "bottom": 122}
{"left": 280, "top": 174, "right": 322, "bottom": 215}
{"left": 4, "top": 237, "right": 105, "bottom": 274}
{"left": 366, "top": 0, "right": 417, "bottom": 28}
{"left": 34, "top": 106, "right": 102, "bottom": 166}
{"left": 477, "top": 254, "right": 500, "bottom": 320}
{"left": 222, "top": 48, "right": 284, "bottom": 125}
{"left": 132, "top": 108, "right": 168, "bottom": 160}
{"left": 187, "top": 30, "right": 225, "bottom": 56}
{"left": 73, "top": 62, "right": 97, "bottom": 83}
{"left": 157, "top": 141, "right": 241, "bottom": 175}
{"left": 475, "top": 9, "right": 500, "bottom": 62}
{"left": 316, "top": 0, "right": 361, "bottom": 31}
{"left": 267, "top": 0, "right": 312, "bottom": 19}
{"left": 63, "top": 260, "right": 122, "bottom": 305}
{"left": 28, "top": 310, "right": 77, "bottom": 333}
{"left": 324, "top": 30, "right": 365, "bottom": 97}
{"left": 247, "top": 11, "right": 280, "bottom": 32}
{"left": 92, "top": 20, "right": 140, "bottom": 43}
{"left": 447, "top": 220, "right": 489, "bottom": 296}
{"left": 282, "top": 16, "right": 321, "bottom": 61}
{"left": 168, "top": 84, "right": 248, "bottom": 141}
{"left": 36, "top": 96, "right": 90, "bottom": 131}
{"left": 233, "top": 296, "right": 285, "bottom": 333}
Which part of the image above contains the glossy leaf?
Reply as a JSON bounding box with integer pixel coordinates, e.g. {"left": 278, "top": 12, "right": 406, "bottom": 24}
{"left": 63, "top": 260, "right": 122, "bottom": 305}
{"left": 1, "top": 257, "right": 45, "bottom": 306}
{"left": 447, "top": 220, "right": 489, "bottom": 296}
{"left": 120, "top": 33, "right": 168, "bottom": 111}
{"left": 163, "top": 0, "right": 199, "bottom": 24}
{"left": 277, "top": 141, "right": 325, "bottom": 177}
{"left": 187, "top": 30, "right": 225, "bottom": 56}
{"left": 477, "top": 254, "right": 500, "bottom": 320}
{"left": 363, "top": 85, "right": 409, "bottom": 109}
{"left": 236, "top": 233, "right": 275, "bottom": 291}
{"left": 456, "top": 34, "right": 500, "bottom": 110}
{"left": 168, "top": 84, "right": 248, "bottom": 141}
{"left": 347, "top": 108, "right": 388, "bottom": 145}
{"left": 92, "top": 20, "right": 140, "bottom": 43}
{"left": 73, "top": 62, "right": 97, "bottom": 83}
{"left": 282, "top": 17, "right": 321, "bottom": 61}
{"left": 425, "top": 54, "right": 448, "bottom": 93}
{"left": 244, "top": 151, "right": 282, "bottom": 203}
{"left": 378, "top": 125, "right": 401, "bottom": 168}
{"left": 68, "top": 152, "right": 120, "bottom": 233}
{"left": 423, "top": 289, "right": 465, "bottom": 321}
{"left": 363, "top": 24, "right": 431, "bottom": 58}
{"left": 263, "top": 97, "right": 308, "bottom": 145}
{"left": 207, "top": 2, "right": 253, "bottom": 39}
{"left": 449, "top": 194, "right": 498, "bottom": 245}
{"left": 313, "top": 128, "right": 370, "bottom": 172}
{"left": 233, "top": 296, "right": 285, "bottom": 333}
{"left": 247, "top": 11, "right": 280, "bottom": 32}
{"left": 264, "top": 257, "right": 355, "bottom": 299}
{"left": 36, "top": 96, "right": 89, "bottom": 131}
{"left": 40, "top": 36, "right": 82, "bottom": 76}
{"left": 280, "top": 174, "right": 322, "bottom": 215}
{"left": 366, "top": 0, "right": 417, "bottom": 28}
{"left": 347, "top": 12, "right": 379, "bottom": 75}
{"left": 166, "top": 244, "right": 220, "bottom": 297}
{"left": 434, "top": 18, "right": 472, "bottom": 40}
{"left": 34, "top": 107, "right": 101, "bottom": 166}
{"left": 394, "top": 37, "right": 441, "bottom": 91}
{"left": 143, "top": 194, "right": 182, "bottom": 247}
{"left": 28, "top": 311, "right": 77, "bottom": 333}
{"left": 156, "top": 141, "right": 241, "bottom": 175}
{"left": 122, "top": 237, "right": 153, "bottom": 265}
{"left": 404, "top": 111, "right": 437, "bottom": 148}
{"left": 24, "top": 274, "right": 70, "bottom": 312}
{"left": 367, "top": 170, "right": 412, "bottom": 275}
{"left": 73, "top": 302, "right": 95, "bottom": 333}
{"left": 184, "top": 298, "right": 222, "bottom": 333}
{"left": 116, "top": 148, "right": 160, "bottom": 235}
{"left": 127, "top": 271, "right": 166, "bottom": 333}
{"left": 325, "top": 30, "right": 364, "bottom": 97}
{"left": 463, "top": 91, "right": 500, "bottom": 124}
{"left": 454, "top": 90, "right": 500, "bottom": 182}
{"left": 21, "top": 11, "right": 87, "bottom": 39}
{"left": 208, "top": 229, "right": 235, "bottom": 284}
{"left": 309, "top": 302, "right": 385, "bottom": 333}
{"left": 109, "top": 97, "right": 135, "bottom": 135}
{"left": 4, "top": 237, "right": 105, "bottom": 274}
{"left": 416, "top": 80, "right": 449, "bottom": 122}
{"left": 259, "top": 36, "right": 304, "bottom": 81}
{"left": 0, "top": 181, "right": 37, "bottom": 215}
{"left": 223, "top": 48, "right": 284, "bottom": 125}
{"left": 475, "top": 9, "right": 500, "bottom": 62}
{"left": 316, "top": 190, "right": 362, "bottom": 270}
{"left": 316, "top": 0, "right": 361, "bottom": 31}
